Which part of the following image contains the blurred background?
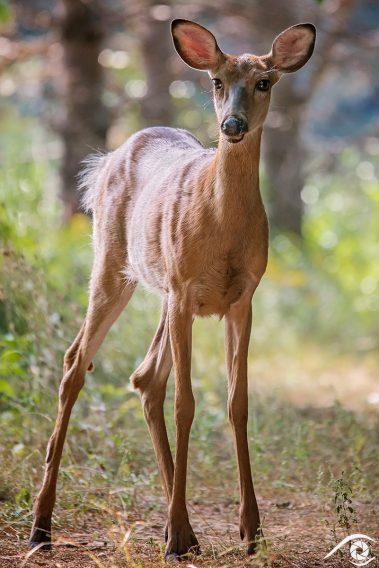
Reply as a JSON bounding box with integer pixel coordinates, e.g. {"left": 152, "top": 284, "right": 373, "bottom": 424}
{"left": 0, "top": 0, "right": 378, "bottom": 565}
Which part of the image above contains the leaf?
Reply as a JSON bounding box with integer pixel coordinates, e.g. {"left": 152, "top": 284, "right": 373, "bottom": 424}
{"left": 1, "top": 350, "right": 21, "bottom": 363}
{"left": 0, "top": 378, "right": 15, "bottom": 396}
{"left": 15, "top": 487, "right": 31, "bottom": 508}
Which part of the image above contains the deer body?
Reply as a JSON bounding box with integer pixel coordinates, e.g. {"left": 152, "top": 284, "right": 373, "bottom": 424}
{"left": 30, "top": 19, "right": 315, "bottom": 560}
{"left": 91, "top": 126, "right": 267, "bottom": 317}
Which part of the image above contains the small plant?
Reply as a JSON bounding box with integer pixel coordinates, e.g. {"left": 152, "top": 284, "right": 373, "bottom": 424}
{"left": 333, "top": 470, "right": 358, "bottom": 533}
{"left": 324, "top": 471, "right": 358, "bottom": 557}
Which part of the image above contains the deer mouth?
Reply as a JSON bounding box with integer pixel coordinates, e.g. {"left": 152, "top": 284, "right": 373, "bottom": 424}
{"left": 225, "top": 134, "right": 245, "bottom": 144}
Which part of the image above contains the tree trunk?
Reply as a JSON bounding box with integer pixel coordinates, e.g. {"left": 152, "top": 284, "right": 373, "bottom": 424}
{"left": 239, "top": 0, "right": 316, "bottom": 235}
{"left": 135, "top": 1, "right": 174, "bottom": 127}
{"left": 242, "top": 0, "right": 358, "bottom": 235}
{"left": 59, "top": 0, "right": 110, "bottom": 220}
{"left": 263, "top": 82, "right": 307, "bottom": 235}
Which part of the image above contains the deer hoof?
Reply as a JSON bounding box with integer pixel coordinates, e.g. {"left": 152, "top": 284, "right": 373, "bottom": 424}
{"left": 164, "top": 525, "right": 201, "bottom": 562}
{"left": 29, "top": 517, "right": 52, "bottom": 551}
{"left": 240, "top": 519, "right": 264, "bottom": 556}
{"left": 247, "top": 540, "right": 257, "bottom": 555}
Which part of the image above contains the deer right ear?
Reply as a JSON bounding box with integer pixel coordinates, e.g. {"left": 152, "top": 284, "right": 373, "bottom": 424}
{"left": 171, "top": 19, "right": 224, "bottom": 71}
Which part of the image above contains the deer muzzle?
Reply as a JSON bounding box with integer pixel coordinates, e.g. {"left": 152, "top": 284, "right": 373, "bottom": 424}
{"left": 221, "top": 116, "right": 248, "bottom": 143}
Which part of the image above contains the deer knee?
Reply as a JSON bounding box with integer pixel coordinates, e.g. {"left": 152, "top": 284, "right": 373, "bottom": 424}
{"left": 64, "top": 347, "right": 93, "bottom": 374}
{"left": 228, "top": 399, "right": 247, "bottom": 429}
{"left": 63, "top": 347, "right": 75, "bottom": 371}
{"left": 59, "top": 367, "right": 85, "bottom": 404}
{"left": 175, "top": 391, "right": 195, "bottom": 429}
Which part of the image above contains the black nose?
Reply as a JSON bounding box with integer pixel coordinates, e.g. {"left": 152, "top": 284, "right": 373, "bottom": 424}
{"left": 221, "top": 116, "right": 248, "bottom": 136}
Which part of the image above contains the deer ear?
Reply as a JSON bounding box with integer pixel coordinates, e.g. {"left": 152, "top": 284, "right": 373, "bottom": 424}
{"left": 171, "top": 19, "right": 224, "bottom": 71}
{"left": 270, "top": 23, "right": 316, "bottom": 73}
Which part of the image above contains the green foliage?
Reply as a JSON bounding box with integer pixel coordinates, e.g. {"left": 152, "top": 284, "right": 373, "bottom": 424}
{"left": 0, "top": 0, "right": 11, "bottom": 25}
{"left": 257, "top": 148, "right": 379, "bottom": 352}
{"left": 15, "top": 487, "right": 32, "bottom": 510}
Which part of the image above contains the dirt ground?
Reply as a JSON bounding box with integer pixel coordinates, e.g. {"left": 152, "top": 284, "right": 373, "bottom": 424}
{"left": 0, "top": 499, "right": 378, "bottom": 568}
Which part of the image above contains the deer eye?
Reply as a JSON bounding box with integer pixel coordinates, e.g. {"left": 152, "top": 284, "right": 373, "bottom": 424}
{"left": 212, "top": 78, "right": 223, "bottom": 90}
{"left": 256, "top": 79, "right": 270, "bottom": 92}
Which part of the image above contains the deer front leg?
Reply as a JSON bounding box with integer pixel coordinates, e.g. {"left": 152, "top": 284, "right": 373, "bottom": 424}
{"left": 165, "top": 293, "right": 199, "bottom": 561}
{"left": 225, "top": 293, "right": 261, "bottom": 555}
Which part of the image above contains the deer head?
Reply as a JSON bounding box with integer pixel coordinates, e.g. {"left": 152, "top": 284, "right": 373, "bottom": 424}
{"left": 171, "top": 19, "right": 316, "bottom": 143}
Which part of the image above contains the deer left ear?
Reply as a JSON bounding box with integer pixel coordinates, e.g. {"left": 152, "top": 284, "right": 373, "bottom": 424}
{"left": 270, "top": 23, "right": 316, "bottom": 73}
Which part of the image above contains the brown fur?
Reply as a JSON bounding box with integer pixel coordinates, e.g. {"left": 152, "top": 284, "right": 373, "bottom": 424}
{"left": 30, "top": 19, "right": 316, "bottom": 560}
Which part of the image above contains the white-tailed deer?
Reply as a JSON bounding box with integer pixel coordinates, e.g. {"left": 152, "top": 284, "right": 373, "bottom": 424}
{"left": 30, "top": 19, "right": 316, "bottom": 560}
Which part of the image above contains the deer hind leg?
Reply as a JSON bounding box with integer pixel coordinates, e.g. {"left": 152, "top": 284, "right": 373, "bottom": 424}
{"left": 130, "top": 298, "right": 174, "bottom": 504}
{"left": 30, "top": 258, "right": 136, "bottom": 549}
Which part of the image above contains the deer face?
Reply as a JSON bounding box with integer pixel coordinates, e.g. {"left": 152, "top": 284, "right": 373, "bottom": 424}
{"left": 172, "top": 19, "right": 316, "bottom": 144}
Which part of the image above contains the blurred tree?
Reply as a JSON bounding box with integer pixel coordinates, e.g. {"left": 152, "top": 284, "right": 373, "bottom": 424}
{"left": 265, "top": 0, "right": 359, "bottom": 234}
{"left": 251, "top": 0, "right": 318, "bottom": 235}
{"left": 58, "top": 0, "right": 111, "bottom": 219}
{"left": 134, "top": 1, "right": 174, "bottom": 127}
{"left": 229, "top": 0, "right": 358, "bottom": 234}
{"left": 4, "top": 0, "right": 368, "bottom": 231}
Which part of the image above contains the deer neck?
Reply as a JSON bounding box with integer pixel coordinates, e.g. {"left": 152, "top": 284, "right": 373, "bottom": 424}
{"left": 211, "top": 128, "right": 263, "bottom": 224}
